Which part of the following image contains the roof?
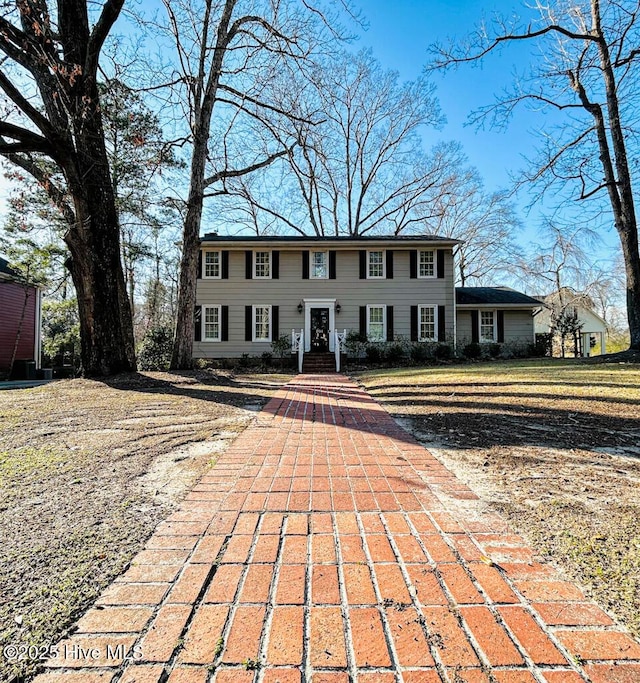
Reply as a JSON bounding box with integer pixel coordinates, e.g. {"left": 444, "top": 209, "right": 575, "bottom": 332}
{"left": 0, "top": 256, "right": 20, "bottom": 281}
{"left": 200, "top": 233, "right": 461, "bottom": 246}
{"left": 456, "top": 287, "right": 543, "bottom": 307}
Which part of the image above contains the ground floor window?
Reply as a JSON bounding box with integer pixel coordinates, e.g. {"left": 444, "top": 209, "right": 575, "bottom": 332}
{"left": 367, "top": 305, "right": 385, "bottom": 341}
{"left": 480, "top": 310, "right": 496, "bottom": 342}
{"left": 418, "top": 305, "right": 437, "bottom": 341}
{"left": 253, "top": 305, "right": 271, "bottom": 341}
{"left": 203, "top": 305, "right": 221, "bottom": 341}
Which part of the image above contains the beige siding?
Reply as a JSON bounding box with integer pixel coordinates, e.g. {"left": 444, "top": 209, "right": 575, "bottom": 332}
{"left": 455, "top": 309, "right": 535, "bottom": 346}
{"left": 195, "top": 247, "right": 455, "bottom": 357}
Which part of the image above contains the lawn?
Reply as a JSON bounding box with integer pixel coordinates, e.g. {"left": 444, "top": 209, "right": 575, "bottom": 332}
{"left": 0, "top": 370, "right": 289, "bottom": 682}
{"left": 358, "top": 358, "right": 640, "bottom": 639}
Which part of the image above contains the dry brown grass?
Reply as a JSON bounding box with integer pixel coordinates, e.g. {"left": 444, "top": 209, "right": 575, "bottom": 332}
{"left": 359, "top": 359, "right": 640, "bottom": 637}
{"left": 0, "top": 370, "right": 289, "bottom": 682}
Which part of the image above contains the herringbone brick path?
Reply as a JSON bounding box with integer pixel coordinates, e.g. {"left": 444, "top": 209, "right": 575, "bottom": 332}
{"left": 34, "top": 375, "right": 640, "bottom": 682}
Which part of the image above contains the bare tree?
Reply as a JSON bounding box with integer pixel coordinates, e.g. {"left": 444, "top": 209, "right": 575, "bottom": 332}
{"left": 0, "top": 0, "right": 136, "bottom": 376}
{"left": 223, "top": 49, "right": 465, "bottom": 236}
{"left": 428, "top": 171, "right": 522, "bottom": 285}
{"left": 431, "top": 0, "right": 640, "bottom": 351}
{"left": 153, "top": 0, "right": 349, "bottom": 368}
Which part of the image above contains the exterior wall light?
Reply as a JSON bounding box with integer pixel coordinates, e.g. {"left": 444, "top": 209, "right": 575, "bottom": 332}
{"left": 297, "top": 301, "right": 304, "bottom": 314}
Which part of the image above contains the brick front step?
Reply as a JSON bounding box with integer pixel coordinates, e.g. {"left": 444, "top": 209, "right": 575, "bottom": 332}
{"left": 302, "top": 353, "right": 338, "bottom": 373}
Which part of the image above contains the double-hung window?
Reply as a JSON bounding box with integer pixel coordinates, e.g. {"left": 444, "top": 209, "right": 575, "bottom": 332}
{"left": 418, "top": 305, "right": 437, "bottom": 341}
{"left": 254, "top": 251, "right": 271, "bottom": 279}
{"left": 253, "top": 305, "right": 271, "bottom": 342}
{"left": 368, "top": 250, "right": 385, "bottom": 278}
{"left": 203, "top": 305, "right": 221, "bottom": 341}
{"left": 480, "top": 311, "right": 496, "bottom": 342}
{"left": 311, "top": 251, "right": 328, "bottom": 279}
{"left": 367, "top": 305, "right": 385, "bottom": 341}
{"left": 418, "top": 250, "right": 435, "bottom": 278}
{"left": 204, "top": 251, "right": 221, "bottom": 278}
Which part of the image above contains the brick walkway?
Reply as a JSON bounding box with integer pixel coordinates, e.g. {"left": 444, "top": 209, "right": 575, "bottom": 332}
{"left": 35, "top": 375, "right": 640, "bottom": 683}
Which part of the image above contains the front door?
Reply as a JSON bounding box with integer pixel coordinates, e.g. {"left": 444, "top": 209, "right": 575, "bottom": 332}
{"left": 310, "top": 308, "right": 330, "bottom": 352}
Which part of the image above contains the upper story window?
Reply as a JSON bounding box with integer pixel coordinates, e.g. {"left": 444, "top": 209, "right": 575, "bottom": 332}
{"left": 480, "top": 310, "right": 496, "bottom": 342}
{"left": 204, "top": 251, "right": 221, "bottom": 278}
{"left": 418, "top": 305, "right": 437, "bottom": 342}
{"left": 367, "top": 305, "right": 386, "bottom": 341}
{"left": 254, "top": 251, "right": 271, "bottom": 279}
{"left": 253, "top": 305, "right": 271, "bottom": 341}
{"left": 203, "top": 305, "right": 221, "bottom": 341}
{"left": 311, "top": 251, "right": 328, "bottom": 279}
{"left": 419, "top": 250, "right": 435, "bottom": 278}
{"left": 368, "top": 250, "right": 385, "bottom": 278}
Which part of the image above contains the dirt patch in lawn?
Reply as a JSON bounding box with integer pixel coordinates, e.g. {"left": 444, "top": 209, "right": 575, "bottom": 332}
{"left": 0, "top": 370, "right": 289, "bottom": 682}
{"left": 359, "top": 359, "right": 640, "bottom": 638}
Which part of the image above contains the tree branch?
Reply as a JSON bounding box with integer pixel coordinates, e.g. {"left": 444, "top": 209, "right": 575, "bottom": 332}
{"left": 203, "top": 147, "right": 291, "bottom": 187}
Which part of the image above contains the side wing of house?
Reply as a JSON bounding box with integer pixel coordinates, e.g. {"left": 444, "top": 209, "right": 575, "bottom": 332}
{"left": 194, "top": 239, "right": 457, "bottom": 358}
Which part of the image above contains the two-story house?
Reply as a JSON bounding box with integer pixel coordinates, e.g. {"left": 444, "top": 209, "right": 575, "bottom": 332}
{"left": 194, "top": 234, "right": 457, "bottom": 361}
{"left": 194, "top": 234, "right": 540, "bottom": 368}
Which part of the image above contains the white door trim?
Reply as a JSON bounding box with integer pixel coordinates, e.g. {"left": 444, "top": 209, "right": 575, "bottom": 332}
{"left": 303, "top": 298, "right": 336, "bottom": 352}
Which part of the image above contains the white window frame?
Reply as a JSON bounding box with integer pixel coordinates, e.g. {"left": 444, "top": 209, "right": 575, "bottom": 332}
{"left": 418, "top": 250, "right": 435, "bottom": 279}
{"left": 203, "top": 250, "right": 221, "bottom": 279}
{"left": 367, "top": 304, "right": 386, "bottom": 342}
{"left": 480, "top": 310, "right": 497, "bottom": 343}
{"left": 202, "top": 305, "right": 221, "bottom": 342}
{"left": 418, "top": 304, "right": 437, "bottom": 342}
{"left": 367, "top": 250, "right": 385, "bottom": 279}
{"left": 253, "top": 304, "right": 272, "bottom": 342}
{"left": 310, "top": 250, "right": 329, "bottom": 279}
{"left": 253, "top": 250, "right": 271, "bottom": 279}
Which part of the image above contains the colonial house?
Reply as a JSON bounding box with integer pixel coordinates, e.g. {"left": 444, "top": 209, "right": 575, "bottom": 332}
{"left": 0, "top": 256, "right": 42, "bottom": 378}
{"left": 194, "top": 235, "right": 539, "bottom": 368}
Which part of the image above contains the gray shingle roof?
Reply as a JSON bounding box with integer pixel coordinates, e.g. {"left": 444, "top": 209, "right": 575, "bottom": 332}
{"left": 456, "top": 287, "right": 543, "bottom": 306}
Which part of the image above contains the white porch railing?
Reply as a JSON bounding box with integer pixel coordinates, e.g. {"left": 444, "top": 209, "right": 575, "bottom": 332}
{"left": 334, "top": 329, "right": 347, "bottom": 372}
{"left": 292, "top": 328, "right": 304, "bottom": 373}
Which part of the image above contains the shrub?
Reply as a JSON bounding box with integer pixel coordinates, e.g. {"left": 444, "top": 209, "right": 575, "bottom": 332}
{"left": 365, "top": 343, "right": 383, "bottom": 363}
{"left": 488, "top": 343, "right": 502, "bottom": 358}
{"left": 410, "top": 343, "right": 431, "bottom": 363}
{"left": 434, "top": 343, "right": 453, "bottom": 360}
{"left": 384, "top": 342, "right": 405, "bottom": 366}
{"left": 463, "top": 342, "right": 482, "bottom": 359}
{"left": 137, "top": 325, "right": 173, "bottom": 370}
{"left": 261, "top": 351, "right": 273, "bottom": 367}
{"left": 345, "top": 330, "right": 368, "bottom": 358}
{"left": 271, "top": 334, "right": 292, "bottom": 359}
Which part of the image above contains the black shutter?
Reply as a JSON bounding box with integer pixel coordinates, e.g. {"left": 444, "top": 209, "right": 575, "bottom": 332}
{"left": 385, "top": 250, "right": 394, "bottom": 279}
{"left": 197, "top": 251, "right": 202, "bottom": 279}
{"left": 437, "top": 250, "right": 445, "bottom": 279}
{"left": 410, "top": 306, "right": 418, "bottom": 341}
{"left": 272, "top": 250, "right": 280, "bottom": 279}
{"left": 438, "top": 305, "right": 446, "bottom": 342}
{"left": 302, "top": 251, "right": 309, "bottom": 279}
{"left": 359, "top": 250, "right": 367, "bottom": 279}
{"left": 386, "top": 305, "right": 394, "bottom": 341}
{"left": 271, "top": 306, "right": 279, "bottom": 341}
{"left": 245, "top": 305, "right": 253, "bottom": 341}
{"left": 245, "top": 251, "right": 253, "bottom": 279}
{"left": 409, "top": 250, "right": 417, "bottom": 279}
{"left": 359, "top": 306, "right": 367, "bottom": 336}
{"left": 194, "top": 305, "right": 202, "bottom": 341}
{"left": 221, "top": 306, "right": 229, "bottom": 341}
{"left": 471, "top": 310, "right": 479, "bottom": 343}
{"left": 221, "top": 251, "right": 229, "bottom": 279}
{"left": 329, "top": 251, "right": 337, "bottom": 279}
{"left": 497, "top": 310, "right": 505, "bottom": 343}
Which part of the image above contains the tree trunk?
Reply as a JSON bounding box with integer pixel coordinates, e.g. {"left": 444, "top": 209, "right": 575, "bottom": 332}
{"left": 171, "top": 141, "right": 207, "bottom": 369}
{"left": 64, "top": 127, "right": 136, "bottom": 376}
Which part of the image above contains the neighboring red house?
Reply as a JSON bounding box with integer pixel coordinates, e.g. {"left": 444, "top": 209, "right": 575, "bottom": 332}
{"left": 0, "top": 256, "right": 42, "bottom": 376}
